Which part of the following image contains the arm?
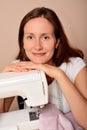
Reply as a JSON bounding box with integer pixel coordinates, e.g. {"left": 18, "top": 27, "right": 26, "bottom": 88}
{"left": 1, "top": 62, "right": 26, "bottom": 113}
{"left": 0, "top": 97, "right": 14, "bottom": 113}
{"left": 17, "top": 62, "right": 87, "bottom": 129}
{"left": 40, "top": 64, "right": 87, "bottom": 129}
{"left": 55, "top": 66, "right": 87, "bottom": 129}
{"left": 3, "top": 97, "right": 15, "bottom": 112}
{"left": 0, "top": 99, "right": 4, "bottom": 113}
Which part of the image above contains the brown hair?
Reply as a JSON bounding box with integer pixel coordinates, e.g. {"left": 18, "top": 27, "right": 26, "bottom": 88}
{"left": 16, "top": 7, "right": 84, "bottom": 66}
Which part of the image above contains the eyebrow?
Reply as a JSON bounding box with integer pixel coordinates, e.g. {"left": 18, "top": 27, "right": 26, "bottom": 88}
{"left": 24, "top": 32, "right": 53, "bottom": 35}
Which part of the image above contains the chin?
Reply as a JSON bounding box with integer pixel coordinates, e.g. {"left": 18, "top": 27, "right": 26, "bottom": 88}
{"left": 32, "top": 60, "right": 46, "bottom": 64}
{"left": 33, "top": 62, "right": 45, "bottom": 64}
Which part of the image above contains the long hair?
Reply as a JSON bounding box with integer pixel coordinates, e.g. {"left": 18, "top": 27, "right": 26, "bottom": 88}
{"left": 16, "top": 7, "right": 84, "bottom": 66}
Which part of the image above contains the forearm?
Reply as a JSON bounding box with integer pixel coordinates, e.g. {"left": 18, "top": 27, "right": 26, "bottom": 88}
{"left": 0, "top": 99, "right": 4, "bottom": 113}
{"left": 55, "top": 70, "right": 87, "bottom": 129}
{"left": 3, "top": 97, "right": 14, "bottom": 112}
{"left": 0, "top": 97, "right": 14, "bottom": 113}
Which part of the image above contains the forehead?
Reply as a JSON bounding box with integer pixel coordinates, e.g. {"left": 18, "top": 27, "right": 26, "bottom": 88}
{"left": 24, "top": 17, "right": 54, "bottom": 34}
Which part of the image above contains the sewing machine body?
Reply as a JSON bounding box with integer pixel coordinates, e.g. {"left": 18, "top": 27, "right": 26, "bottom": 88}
{"left": 0, "top": 108, "right": 39, "bottom": 130}
{"left": 0, "top": 70, "right": 48, "bottom": 130}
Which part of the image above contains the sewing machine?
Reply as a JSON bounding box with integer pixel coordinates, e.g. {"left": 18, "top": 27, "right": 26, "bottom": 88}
{"left": 0, "top": 70, "right": 48, "bottom": 130}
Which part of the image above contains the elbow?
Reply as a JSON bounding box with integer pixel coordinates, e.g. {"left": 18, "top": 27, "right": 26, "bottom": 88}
{"left": 75, "top": 113, "right": 87, "bottom": 130}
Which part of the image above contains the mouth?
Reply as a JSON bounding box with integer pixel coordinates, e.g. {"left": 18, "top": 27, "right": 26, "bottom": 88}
{"left": 32, "top": 52, "right": 46, "bottom": 57}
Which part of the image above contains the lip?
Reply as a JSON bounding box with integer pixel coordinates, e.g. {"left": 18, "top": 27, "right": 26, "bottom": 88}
{"left": 32, "top": 52, "right": 46, "bottom": 56}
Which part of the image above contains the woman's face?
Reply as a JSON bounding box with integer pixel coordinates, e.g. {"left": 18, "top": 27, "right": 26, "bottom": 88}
{"left": 23, "top": 17, "right": 59, "bottom": 64}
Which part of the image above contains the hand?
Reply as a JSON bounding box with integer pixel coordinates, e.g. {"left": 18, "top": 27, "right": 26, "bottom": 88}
{"left": 15, "top": 61, "right": 61, "bottom": 79}
{"left": 2, "top": 62, "right": 30, "bottom": 72}
{"left": 2, "top": 61, "right": 62, "bottom": 80}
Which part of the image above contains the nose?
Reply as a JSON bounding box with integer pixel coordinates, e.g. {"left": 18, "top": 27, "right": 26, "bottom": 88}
{"left": 34, "top": 39, "right": 42, "bottom": 50}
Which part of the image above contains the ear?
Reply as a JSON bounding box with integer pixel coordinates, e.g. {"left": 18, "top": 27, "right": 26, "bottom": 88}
{"left": 55, "top": 39, "right": 60, "bottom": 49}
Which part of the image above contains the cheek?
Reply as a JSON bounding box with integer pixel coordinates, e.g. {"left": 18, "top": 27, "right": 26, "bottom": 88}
{"left": 46, "top": 45, "right": 55, "bottom": 59}
{"left": 47, "top": 42, "right": 57, "bottom": 57}
{"left": 23, "top": 42, "right": 31, "bottom": 51}
{"left": 23, "top": 43, "right": 31, "bottom": 58}
{"left": 47, "top": 43, "right": 56, "bottom": 52}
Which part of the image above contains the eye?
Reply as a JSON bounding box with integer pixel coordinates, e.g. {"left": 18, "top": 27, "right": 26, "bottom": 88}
{"left": 43, "top": 36, "right": 50, "bottom": 40}
{"left": 27, "top": 35, "right": 33, "bottom": 40}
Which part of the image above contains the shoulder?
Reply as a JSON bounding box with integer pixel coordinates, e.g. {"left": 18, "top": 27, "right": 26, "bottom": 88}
{"left": 60, "top": 57, "right": 86, "bottom": 82}
{"left": 69, "top": 57, "right": 86, "bottom": 66}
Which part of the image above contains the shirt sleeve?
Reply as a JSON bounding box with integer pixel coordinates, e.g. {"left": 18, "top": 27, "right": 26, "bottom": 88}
{"left": 68, "top": 57, "right": 86, "bottom": 83}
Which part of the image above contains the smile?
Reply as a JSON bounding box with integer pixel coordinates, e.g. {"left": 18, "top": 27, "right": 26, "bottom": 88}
{"left": 32, "top": 52, "right": 46, "bottom": 56}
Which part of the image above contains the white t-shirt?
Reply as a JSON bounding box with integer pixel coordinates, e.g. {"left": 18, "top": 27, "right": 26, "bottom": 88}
{"left": 48, "top": 57, "right": 86, "bottom": 113}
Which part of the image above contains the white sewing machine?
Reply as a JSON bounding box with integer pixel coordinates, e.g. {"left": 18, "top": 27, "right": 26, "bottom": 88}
{"left": 0, "top": 70, "right": 48, "bottom": 130}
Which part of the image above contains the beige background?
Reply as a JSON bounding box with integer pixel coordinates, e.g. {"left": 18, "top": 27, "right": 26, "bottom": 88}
{"left": 0, "top": 0, "right": 87, "bottom": 72}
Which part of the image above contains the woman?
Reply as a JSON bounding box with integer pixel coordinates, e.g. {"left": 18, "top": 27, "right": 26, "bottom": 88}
{"left": 1, "top": 7, "right": 87, "bottom": 129}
